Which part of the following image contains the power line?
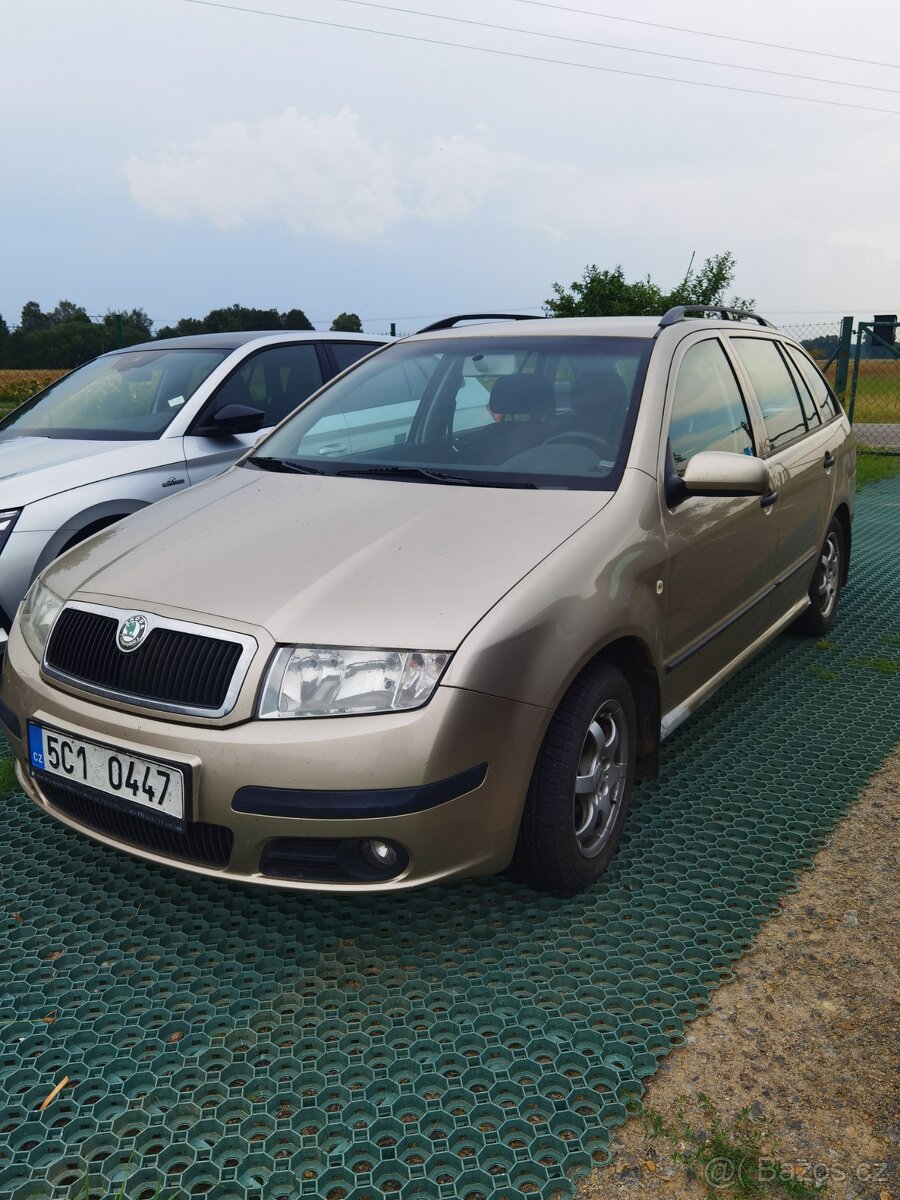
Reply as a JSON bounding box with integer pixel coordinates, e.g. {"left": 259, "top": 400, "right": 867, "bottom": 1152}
{"left": 507, "top": 0, "right": 900, "bottom": 72}
{"left": 172, "top": 0, "right": 900, "bottom": 115}
{"left": 331, "top": 0, "right": 900, "bottom": 95}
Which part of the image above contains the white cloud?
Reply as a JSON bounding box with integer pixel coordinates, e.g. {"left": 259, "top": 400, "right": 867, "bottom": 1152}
{"left": 124, "top": 108, "right": 619, "bottom": 244}
{"left": 411, "top": 130, "right": 501, "bottom": 221}
{"left": 125, "top": 108, "right": 404, "bottom": 242}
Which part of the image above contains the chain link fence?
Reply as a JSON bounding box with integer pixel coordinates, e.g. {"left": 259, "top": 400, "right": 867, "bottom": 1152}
{"left": 779, "top": 317, "right": 900, "bottom": 452}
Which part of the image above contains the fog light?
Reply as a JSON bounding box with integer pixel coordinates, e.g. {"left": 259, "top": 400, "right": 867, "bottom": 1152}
{"left": 361, "top": 838, "right": 398, "bottom": 869}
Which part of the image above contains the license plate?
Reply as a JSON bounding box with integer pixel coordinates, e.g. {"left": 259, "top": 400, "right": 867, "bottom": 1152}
{"left": 28, "top": 723, "right": 186, "bottom": 825}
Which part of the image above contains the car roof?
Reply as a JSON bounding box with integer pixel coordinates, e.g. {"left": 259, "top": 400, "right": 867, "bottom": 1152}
{"left": 111, "top": 331, "right": 389, "bottom": 353}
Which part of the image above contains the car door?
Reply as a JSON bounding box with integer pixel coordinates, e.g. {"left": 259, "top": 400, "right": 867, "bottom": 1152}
{"left": 181, "top": 342, "right": 330, "bottom": 484}
{"left": 727, "top": 335, "right": 836, "bottom": 618}
{"left": 659, "top": 334, "right": 777, "bottom": 711}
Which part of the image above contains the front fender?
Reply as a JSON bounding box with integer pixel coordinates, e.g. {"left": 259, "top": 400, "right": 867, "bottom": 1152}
{"left": 443, "top": 471, "right": 667, "bottom": 712}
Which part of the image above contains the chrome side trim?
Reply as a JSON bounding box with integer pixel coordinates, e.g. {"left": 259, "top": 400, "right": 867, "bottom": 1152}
{"left": 660, "top": 596, "right": 809, "bottom": 740}
{"left": 41, "top": 600, "right": 257, "bottom": 719}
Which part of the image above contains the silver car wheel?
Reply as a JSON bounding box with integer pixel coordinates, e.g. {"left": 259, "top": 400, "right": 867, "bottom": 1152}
{"left": 574, "top": 700, "right": 629, "bottom": 858}
{"left": 817, "top": 531, "right": 841, "bottom": 618}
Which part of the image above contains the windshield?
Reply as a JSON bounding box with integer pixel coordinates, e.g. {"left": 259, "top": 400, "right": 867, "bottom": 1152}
{"left": 0, "top": 348, "right": 229, "bottom": 440}
{"left": 250, "top": 335, "right": 652, "bottom": 489}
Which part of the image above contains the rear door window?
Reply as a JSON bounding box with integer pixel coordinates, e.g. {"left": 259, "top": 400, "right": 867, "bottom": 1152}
{"left": 783, "top": 345, "right": 841, "bottom": 419}
{"left": 329, "top": 342, "right": 385, "bottom": 373}
{"left": 730, "top": 337, "right": 811, "bottom": 452}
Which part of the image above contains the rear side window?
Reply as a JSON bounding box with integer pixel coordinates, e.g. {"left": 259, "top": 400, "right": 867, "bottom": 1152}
{"left": 784, "top": 345, "right": 840, "bottom": 418}
{"left": 731, "top": 337, "right": 811, "bottom": 452}
{"left": 330, "top": 342, "right": 384, "bottom": 373}
{"left": 669, "top": 339, "right": 754, "bottom": 476}
{"left": 779, "top": 348, "right": 821, "bottom": 430}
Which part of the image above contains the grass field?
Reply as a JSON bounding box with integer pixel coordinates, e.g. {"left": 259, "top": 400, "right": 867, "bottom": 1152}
{"left": 820, "top": 357, "right": 900, "bottom": 424}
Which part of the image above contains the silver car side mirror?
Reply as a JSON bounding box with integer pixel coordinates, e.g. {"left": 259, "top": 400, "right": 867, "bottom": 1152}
{"left": 682, "top": 450, "right": 770, "bottom": 496}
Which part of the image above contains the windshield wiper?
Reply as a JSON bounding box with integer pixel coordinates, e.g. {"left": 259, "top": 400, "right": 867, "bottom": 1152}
{"left": 334, "top": 465, "right": 538, "bottom": 488}
{"left": 247, "top": 456, "right": 323, "bottom": 475}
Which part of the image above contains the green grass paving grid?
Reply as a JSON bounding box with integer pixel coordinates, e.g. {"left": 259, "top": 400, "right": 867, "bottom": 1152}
{"left": 1, "top": 476, "right": 898, "bottom": 1200}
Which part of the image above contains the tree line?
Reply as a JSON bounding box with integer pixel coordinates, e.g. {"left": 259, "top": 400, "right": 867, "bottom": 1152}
{"left": 0, "top": 302, "right": 365, "bottom": 369}
{"left": 0, "top": 251, "right": 747, "bottom": 369}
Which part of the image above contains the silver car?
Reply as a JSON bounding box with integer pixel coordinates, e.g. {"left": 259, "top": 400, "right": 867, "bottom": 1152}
{"left": 1, "top": 309, "right": 855, "bottom": 895}
{"left": 0, "top": 331, "right": 388, "bottom": 652}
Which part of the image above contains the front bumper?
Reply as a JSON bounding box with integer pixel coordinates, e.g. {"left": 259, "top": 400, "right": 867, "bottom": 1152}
{"left": 1, "top": 621, "right": 548, "bottom": 892}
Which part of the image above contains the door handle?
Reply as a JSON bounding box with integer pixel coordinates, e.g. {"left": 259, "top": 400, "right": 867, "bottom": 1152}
{"left": 318, "top": 442, "right": 349, "bottom": 456}
{"left": 823, "top": 451, "right": 835, "bottom": 470}
{"left": 760, "top": 490, "right": 779, "bottom": 509}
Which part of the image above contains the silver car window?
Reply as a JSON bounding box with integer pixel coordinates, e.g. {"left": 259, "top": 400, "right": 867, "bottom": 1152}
{"left": 199, "top": 343, "right": 326, "bottom": 429}
{"left": 0, "top": 349, "right": 228, "bottom": 440}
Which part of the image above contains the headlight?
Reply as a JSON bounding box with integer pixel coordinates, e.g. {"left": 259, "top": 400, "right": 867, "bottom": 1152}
{"left": 0, "top": 509, "right": 19, "bottom": 555}
{"left": 19, "top": 579, "right": 64, "bottom": 663}
{"left": 258, "top": 646, "right": 452, "bottom": 718}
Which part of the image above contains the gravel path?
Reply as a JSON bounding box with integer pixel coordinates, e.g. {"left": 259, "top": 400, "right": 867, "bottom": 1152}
{"left": 577, "top": 748, "right": 899, "bottom": 1200}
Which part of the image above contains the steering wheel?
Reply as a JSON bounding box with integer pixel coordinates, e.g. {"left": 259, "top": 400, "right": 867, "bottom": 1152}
{"left": 543, "top": 431, "right": 613, "bottom": 458}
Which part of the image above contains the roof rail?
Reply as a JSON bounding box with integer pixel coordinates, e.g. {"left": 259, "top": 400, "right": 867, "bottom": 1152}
{"left": 658, "top": 305, "right": 775, "bottom": 329}
{"left": 416, "top": 313, "right": 544, "bottom": 334}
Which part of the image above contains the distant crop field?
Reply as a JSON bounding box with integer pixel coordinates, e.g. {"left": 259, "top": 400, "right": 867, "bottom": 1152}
{"left": 0, "top": 368, "right": 68, "bottom": 417}
{"left": 819, "top": 358, "right": 900, "bottom": 424}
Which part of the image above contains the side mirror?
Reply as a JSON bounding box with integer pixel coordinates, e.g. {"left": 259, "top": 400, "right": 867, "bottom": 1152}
{"left": 682, "top": 450, "right": 770, "bottom": 496}
{"left": 198, "top": 404, "right": 266, "bottom": 437}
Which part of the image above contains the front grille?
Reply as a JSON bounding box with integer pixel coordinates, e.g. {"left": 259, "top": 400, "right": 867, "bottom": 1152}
{"left": 45, "top": 607, "right": 243, "bottom": 710}
{"left": 39, "top": 775, "right": 233, "bottom": 868}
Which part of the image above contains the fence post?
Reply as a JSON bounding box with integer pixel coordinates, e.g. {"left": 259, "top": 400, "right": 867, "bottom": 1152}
{"left": 834, "top": 316, "right": 852, "bottom": 401}
{"left": 390, "top": 322, "right": 396, "bottom": 337}
{"left": 848, "top": 322, "right": 866, "bottom": 425}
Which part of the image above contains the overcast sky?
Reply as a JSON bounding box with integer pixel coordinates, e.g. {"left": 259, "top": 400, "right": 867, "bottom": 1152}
{"left": 3, "top": 0, "right": 898, "bottom": 334}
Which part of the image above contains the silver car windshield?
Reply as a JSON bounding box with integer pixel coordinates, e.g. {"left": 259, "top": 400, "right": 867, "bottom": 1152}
{"left": 250, "top": 335, "right": 653, "bottom": 490}
{"left": 0, "top": 348, "right": 229, "bottom": 440}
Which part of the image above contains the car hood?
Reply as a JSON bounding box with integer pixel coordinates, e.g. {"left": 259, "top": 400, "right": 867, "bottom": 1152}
{"left": 0, "top": 435, "right": 183, "bottom": 508}
{"left": 45, "top": 467, "right": 613, "bottom": 649}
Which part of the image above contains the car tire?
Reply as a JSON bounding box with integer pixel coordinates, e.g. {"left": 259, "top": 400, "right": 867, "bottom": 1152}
{"left": 512, "top": 660, "right": 637, "bottom": 896}
{"left": 796, "top": 517, "right": 844, "bottom": 637}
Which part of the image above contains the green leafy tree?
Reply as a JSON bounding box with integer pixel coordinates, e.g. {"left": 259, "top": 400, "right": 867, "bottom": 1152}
{"left": 545, "top": 266, "right": 664, "bottom": 318}
{"left": 156, "top": 303, "right": 317, "bottom": 340}
{"left": 330, "top": 312, "right": 363, "bottom": 333}
{"left": 0, "top": 313, "right": 8, "bottom": 338}
{"left": 204, "top": 304, "right": 283, "bottom": 333}
{"left": 282, "top": 307, "right": 314, "bottom": 331}
{"left": 102, "top": 307, "right": 153, "bottom": 338}
{"left": 49, "top": 299, "right": 91, "bottom": 326}
{"left": 546, "top": 252, "right": 754, "bottom": 318}
{"left": 155, "top": 316, "right": 204, "bottom": 339}
{"left": 0, "top": 299, "right": 155, "bottom": 368}
{"left": 19, "top": 301, "right": 52, "bottom": 332}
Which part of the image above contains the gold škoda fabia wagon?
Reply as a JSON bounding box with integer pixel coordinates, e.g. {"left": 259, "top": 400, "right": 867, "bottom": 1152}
{"left": 0, "top": 310, "right": 855, "bottom": 895}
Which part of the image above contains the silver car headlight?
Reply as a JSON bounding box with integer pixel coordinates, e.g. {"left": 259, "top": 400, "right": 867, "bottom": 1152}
{"left": 258, "top": 646, "right": 452, "bottom": 718}
{"left": 19, "top": 579, "right": 64, "bottom": 663}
